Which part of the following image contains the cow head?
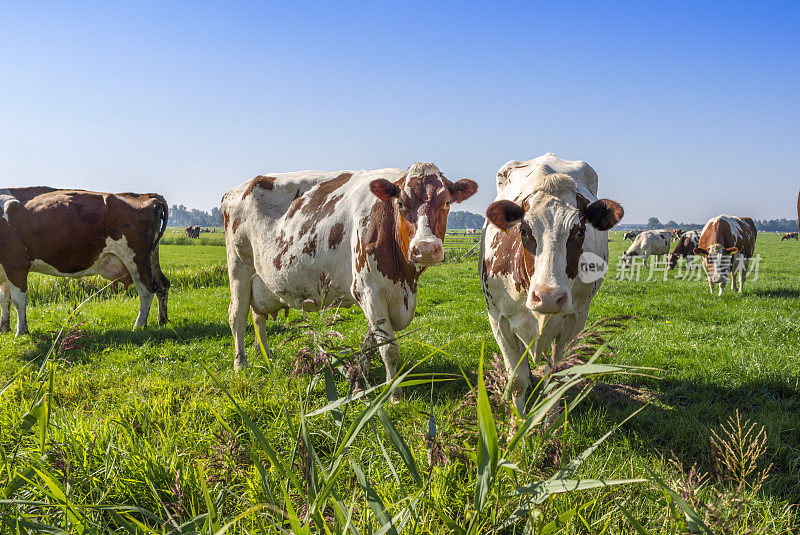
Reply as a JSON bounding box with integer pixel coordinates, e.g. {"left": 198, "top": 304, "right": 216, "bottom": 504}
{"left": 370, "top": 163, "right": 478, "bottom": 266}
{"left": 693, "top": 243, "right": 738, "bottom": 283}
{"left": 486, "top": 173, "right": 623, "bottom": 314}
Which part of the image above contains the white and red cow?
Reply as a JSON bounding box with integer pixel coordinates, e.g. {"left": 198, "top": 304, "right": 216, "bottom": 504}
{"left": 780, "top": 232, "right": 798, "bottom": 241}
{"left": 0, "top": 187, "right": 170, "bottom": 335}
{"left": 668, "top": 230, "right": 701, "bottom": 269}
{"left": 622, "top": 230, "right": 672, "bottom": 268}
{"left": 221, "top": 164, "right": 477, "bottom": 391}
{"left": 693, "top": 215, "right": 757, "bottom": 295}
{"left": 480, "top": 153, "right": 624, "bottom": 414}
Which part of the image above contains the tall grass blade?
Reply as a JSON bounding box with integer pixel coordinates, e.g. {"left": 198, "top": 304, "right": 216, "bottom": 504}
{"left": 350, "top": 457, "right": 398, "bottom": 535}
{"left": 474, "top": 353, "right": 498, "bottom": 512}
{"left": 377, "top": 408, "right": 422, "bottom": 487}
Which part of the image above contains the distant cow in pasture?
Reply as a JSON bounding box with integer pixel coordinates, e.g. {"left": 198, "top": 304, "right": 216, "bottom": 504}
{"left": 221, "top": 164, "right": 477, "bottom": 394}
{"left": 622, "top": 230, "right": 671, "bottom": 268}
{"left": 781, "top": 232, "right": 798, "bottom": 241}
{"left": 465, "top": 228, "right": 476, "bottom": 235}
{"left": 667, "top": 228, "right": 683, "bottom": 238}
{"left": 623, "top": 230, "right": 640, "bottom": 241}
{"left": 668, "top": 230, "right": 701, "bottom": 268}
{"left": 0, "top": 187, "right": 170, "bottom": 335}
{"left": 481, "top": 153, "right": 623, "bottom": 414}
{"left": 694, "top": 215, "right": 757, "bottom": 295}
{"left": 184, "top": 226, "right": 200, "bottom": 238}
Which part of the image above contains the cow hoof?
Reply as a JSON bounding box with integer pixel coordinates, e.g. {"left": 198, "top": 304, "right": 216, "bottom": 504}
{"left": 0, "top": 324, "right": 9, "bottom": 334}
{"left": 390, "top": 387, "right": 404, "bottom": 402}
{"left": 234, "top": 354, "right": 248, "bottom": 371}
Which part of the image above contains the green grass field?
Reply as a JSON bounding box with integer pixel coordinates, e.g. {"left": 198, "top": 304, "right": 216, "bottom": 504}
{"left": 1, "top": 230, "right": 798, "bottom": 533}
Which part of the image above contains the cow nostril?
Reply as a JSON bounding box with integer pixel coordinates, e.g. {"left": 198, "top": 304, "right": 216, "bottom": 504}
{"left": 556, "top": 293, "right": 567, "bottom": 306}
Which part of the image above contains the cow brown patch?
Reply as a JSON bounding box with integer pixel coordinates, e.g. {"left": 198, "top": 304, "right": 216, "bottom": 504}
{"left": 361, "top": 200, "right": 419, "bottom": 289}
{"left": 241, "top": 175, "right": 276, "bottom": 200}
{"left": 302, "top": 234, "right": 318, "bottom": 256}
{"left": 232, "top": 218, "right": 242, "bottom": 234}
{"left": 489, "top": 227, "right": 534, "bottom": 292}
{"left": 295, "top": 173, "right": 352, "bottom": 240}
{"left": 328, "top": 222, "right": 344, "bottom": 249}
{"left": 273, "top": 231, "right": 294, "bottom": 270}
{"left": 565, "top": 223, "right": 585, "bottom": 279}
{"left": 222, "top": 210, "right": 230, "bottom": 232}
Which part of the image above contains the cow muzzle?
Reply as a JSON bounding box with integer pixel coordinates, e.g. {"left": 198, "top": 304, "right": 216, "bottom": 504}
{"left": 527, "top": 285, "right": 570, "bottom": 314}
{"left": 410, "top": 240, "right": 445, "bottom": 265}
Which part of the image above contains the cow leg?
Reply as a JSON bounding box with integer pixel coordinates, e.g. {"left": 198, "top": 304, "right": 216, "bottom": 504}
{"left": 134, "top": 286, "right": 155, "bottom": 328}
{"left": 150, "top": 246, "right": 170, "bottom": 325}
{"left": 0, "top": 282, "right": 11, "bottom": 333}
{"left": 642, "top": 253, "right": 649, "bottom": 268}
{"left": 9, "top": 283, "right": 28, "bottom": 336}
{"left": 738, "top": 257, "right": 749, "bottom": 293}
{"left": 717, "top": 278, "right": 726, "bottom": 296}
{"left": 361, "top": 299, "right": 402, "bottom": 399}
{"left": 489, "top": 313, "right": 530, "bottom": 415}
{"left": 252, "top": 309, "right": 270, "bottom": 356}
{"left": 708, "top": 280, "right": 715, "bottom": 295}
{"left": 228, "top": 262, "right": 255, "bottom": 371}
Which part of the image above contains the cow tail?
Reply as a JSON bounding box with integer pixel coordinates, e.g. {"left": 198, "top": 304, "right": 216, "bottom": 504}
{"left": 150, "top": 199, "right": 168, "bottom": 257}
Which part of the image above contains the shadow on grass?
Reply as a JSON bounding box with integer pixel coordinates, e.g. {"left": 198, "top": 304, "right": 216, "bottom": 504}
{"left": 17, "top": 320, "right": 292, "bottom": 366}
{"left": 752, "top": 287, "right": 800, "bottom": 299}
{"left": 587, "top": 375, "right": 800, "bottom": 503}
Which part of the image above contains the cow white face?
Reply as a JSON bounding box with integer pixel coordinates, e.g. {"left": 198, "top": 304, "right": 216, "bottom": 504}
{"left": 486, "top": 175, "right": 623, "bottom": 314}
{"left": 694, "top": 243, "right": 738, "bottom": 283}
{"left": 370, "top": 163, "right": 478, "bottom": 267}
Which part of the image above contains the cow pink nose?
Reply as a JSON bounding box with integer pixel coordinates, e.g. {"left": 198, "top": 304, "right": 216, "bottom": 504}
{"left": 529, "top": 286, "right": 568, "bottom": 313}
{"left": 411, "top": 241, "right": 444, "bottom": 264}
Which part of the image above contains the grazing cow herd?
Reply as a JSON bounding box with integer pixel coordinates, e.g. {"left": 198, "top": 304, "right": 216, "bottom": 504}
{"left": 1, "top": 156, "right": 797, "bottom": 414}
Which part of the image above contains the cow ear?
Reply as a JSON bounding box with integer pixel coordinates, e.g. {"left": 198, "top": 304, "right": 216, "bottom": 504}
{"left": 448, "top": 179, "right": 478, "bottom": 203}
{"left": 585, "top": 199, "right": 624, "bottom": 231}
{"left": 725, "top": 246, "right": 739, "bottom": 255}
{"left": 370, "top": 179, "right": 400, "bottom": 202}
{"left": 486, "top": 200, "right": 524, "bottom": 231}
{"left": 693, "top": 247, "right": 708, "bottom": 256}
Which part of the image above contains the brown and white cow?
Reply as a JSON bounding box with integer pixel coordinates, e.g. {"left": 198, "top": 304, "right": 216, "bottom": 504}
{"left": 0, "top": 187, "right": 170, "bottom": 335}
{"left": 221, "top": 164, "right": 477, "bottom": 392}
{"left": 481, "top": 153, "right": 623, "bottom": 414}
{"left": 668, "top": 230, "right": 701, "bottom": 268}
{"left": 780, "top": 232, "right": 798, "bottom": 241}
{"left": 693, "top": 215, "right": 757, "bottom": 295}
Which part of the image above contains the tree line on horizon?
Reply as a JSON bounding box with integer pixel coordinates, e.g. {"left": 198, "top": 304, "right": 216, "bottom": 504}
{"left": 643, "top": 217, "right": 799, "bottom": 233}
{"left": 168, "top": 205, "right": 487, "bottom": 230}
{"left": 168, "top": 205, "right": 798, "bottom": 233}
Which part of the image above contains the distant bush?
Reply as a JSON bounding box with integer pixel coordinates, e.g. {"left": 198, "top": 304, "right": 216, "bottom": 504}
{"left": 448, "top": 210, "right": 484, "bottom": 229}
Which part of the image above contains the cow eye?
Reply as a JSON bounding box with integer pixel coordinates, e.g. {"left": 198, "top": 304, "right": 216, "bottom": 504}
{"left": 445, "top": 200, "right": 451, "bottom": 207}
{"left": 520, "top": 228, "right": 528, "bottom": 238}
{"left": 578, "top": 227, "right": 586, "bottom": 237}
{"left": 397, "top": 201, "right": 404, "bottom": 210}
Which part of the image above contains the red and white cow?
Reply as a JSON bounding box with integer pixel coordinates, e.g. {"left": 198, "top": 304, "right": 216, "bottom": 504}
{"left": 221, "top": 164, "right": 477, "bottom": 392}
{"left": 780, "top": 232, "right": 798, "bottom": 241}
{"left": 668, "top": 230, "right": 700, "bottom": 268}
{"left": 0, "top": 187, "right": 170, "bottom": 334}
{"left": 481, "top": 153, "right": 623, "bottom": 414}
{"left": 693, "top": 215, "right": 757, "bottom": 295}
{"left": 622, "top": 230, "right": 672, "bottom": 268}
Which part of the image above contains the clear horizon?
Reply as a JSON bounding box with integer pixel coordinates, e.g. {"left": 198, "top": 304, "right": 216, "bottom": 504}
{"left": 2, "top": 2, "right": 798, "bottom": 223}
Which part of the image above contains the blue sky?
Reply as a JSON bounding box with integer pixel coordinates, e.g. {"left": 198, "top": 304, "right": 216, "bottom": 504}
{"left": 2, "top": 1, "right": 798, "bottom": 223}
